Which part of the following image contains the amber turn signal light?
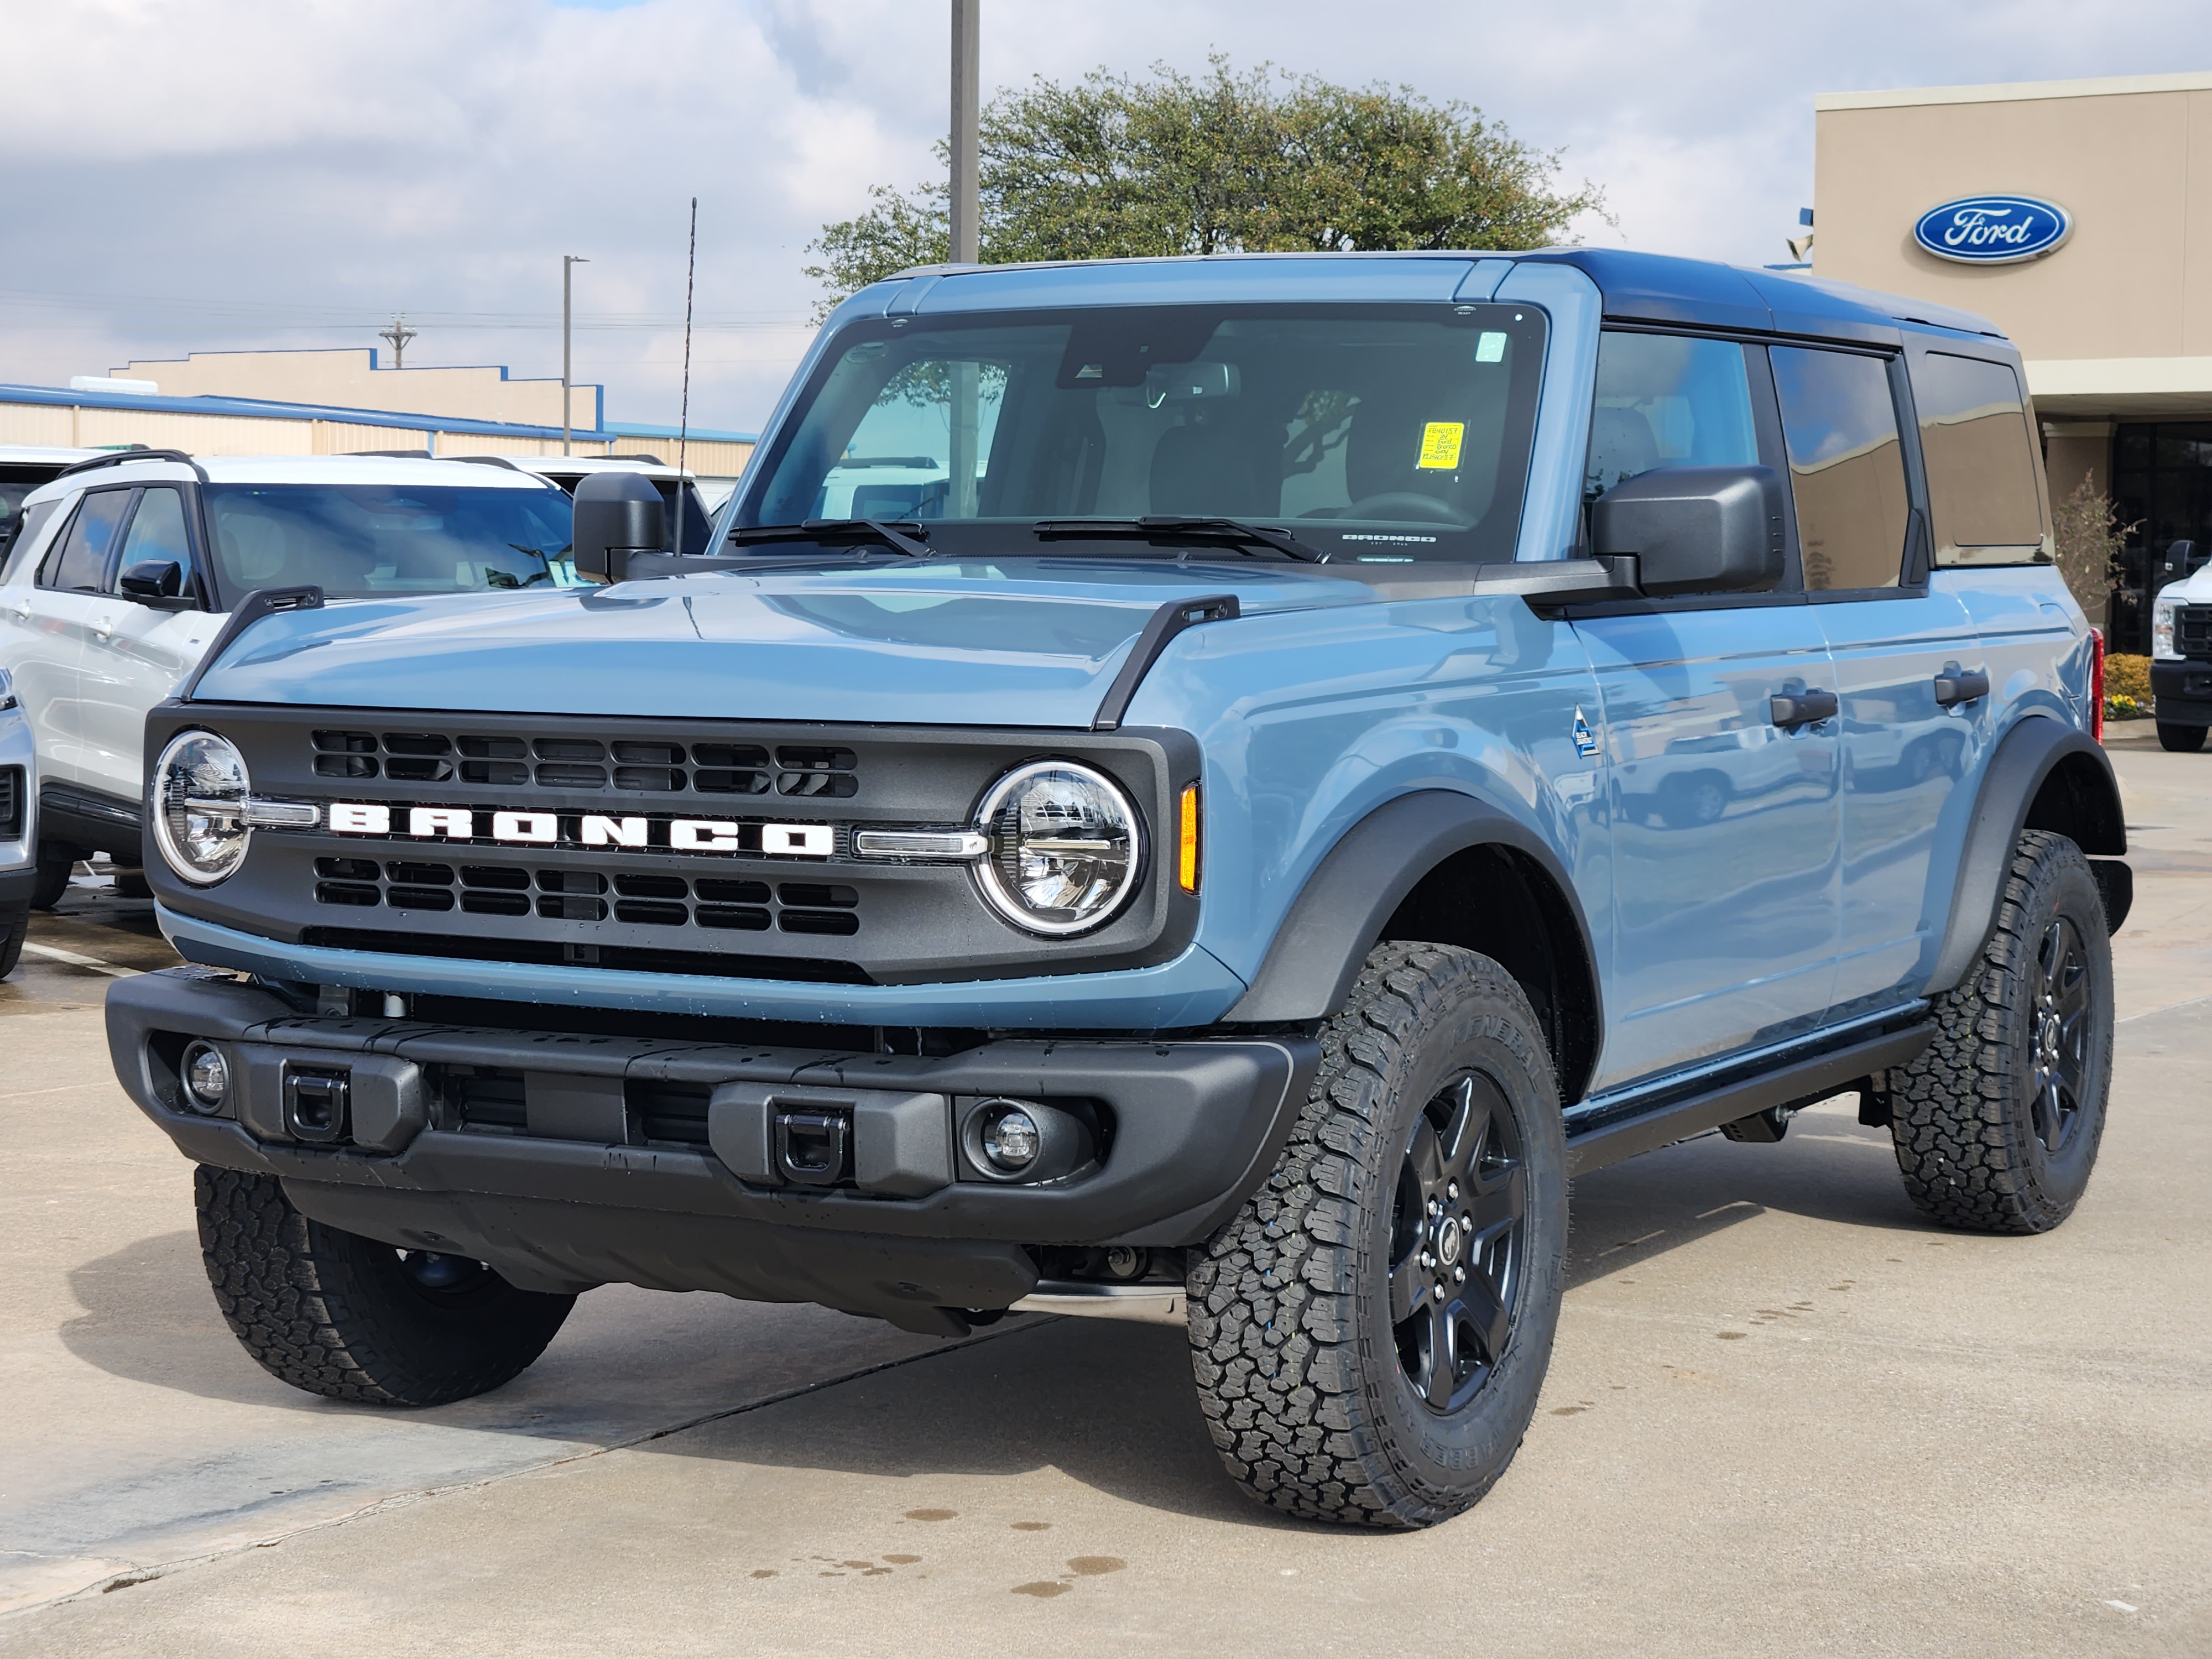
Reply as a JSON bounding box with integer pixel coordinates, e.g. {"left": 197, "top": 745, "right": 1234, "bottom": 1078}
{"left": 1177, "top": 783, "right": 1202, "bottom": 894}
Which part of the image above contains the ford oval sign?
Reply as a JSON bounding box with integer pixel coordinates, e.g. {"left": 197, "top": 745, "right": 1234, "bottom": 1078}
{"left": 1913, "top": 195, "right": 2073, "bottom": 264}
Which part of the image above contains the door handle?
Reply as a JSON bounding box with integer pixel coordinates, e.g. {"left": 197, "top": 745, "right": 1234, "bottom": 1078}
{"left": 1770, "top": 689, "right": 1838, "bottom": 729}
{"left": 1933, "top": 668, "right": 1990, "bottom": 707}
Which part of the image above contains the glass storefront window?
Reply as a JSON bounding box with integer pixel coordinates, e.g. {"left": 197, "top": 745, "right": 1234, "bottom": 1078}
{"left": 2112, "top": 422, "right": 2212, "bottom": 654}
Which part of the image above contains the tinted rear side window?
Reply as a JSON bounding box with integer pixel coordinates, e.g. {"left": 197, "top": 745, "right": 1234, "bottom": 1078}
{"left": 1585, "top": 332, "right": 1758, "bottom": 501}
{"left": 1771, "top": 347, "right": 1911, "bottom": 592}
{"left": 41, "top": 488, "right": 134, "bottom": 592}
{"left": 1911, "top": 352, "right": 2043, "bottom": 562}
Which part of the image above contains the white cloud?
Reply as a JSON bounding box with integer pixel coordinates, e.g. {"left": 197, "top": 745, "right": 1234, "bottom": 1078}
{"left": 1, "top": 0, "right": 2205, "bottom": 431}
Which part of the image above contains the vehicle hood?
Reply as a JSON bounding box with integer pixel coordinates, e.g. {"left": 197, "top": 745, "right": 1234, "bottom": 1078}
{"left": 2158, "top": 567, "right": 2212, "bottom": 607}
{"left": 187, "top": 559, "right": 1385, "bottom": 727}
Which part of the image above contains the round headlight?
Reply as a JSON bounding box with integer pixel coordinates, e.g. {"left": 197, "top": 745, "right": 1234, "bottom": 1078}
{"left": 973, "top": 760, "right": 1142, "bottom": 935}
{"left": 152, "top": 731, "right": 251, "bottom": 885}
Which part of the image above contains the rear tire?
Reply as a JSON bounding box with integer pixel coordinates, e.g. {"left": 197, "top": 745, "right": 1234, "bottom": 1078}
{"left": 1885, "top": 830, "right": 2113, "bottom": 1233}
{"left": 30, "top": 843, "right": 76, "bottom": 910}
{"left": 0, "top": 902, "right": 26, "bottom": 978}
{"left": 2155, "top": 721, "right": 2206, "bottom": 753}
{"left": 1187, "top": 942, "right": 1567, "bottom": 1528}
{"left": 196, "top": 1166, "right": 576, "bottom": 1405}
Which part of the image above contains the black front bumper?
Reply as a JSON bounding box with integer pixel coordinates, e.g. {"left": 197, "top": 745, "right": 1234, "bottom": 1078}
{"left": 2152, "top": 660, "right": 2212, "bottom": 726}
{"left": 107, "top": 969, "right": 1316, "bottom": 1329}
{"left": 0, "top": 867, "right": 34, "bottom": 909}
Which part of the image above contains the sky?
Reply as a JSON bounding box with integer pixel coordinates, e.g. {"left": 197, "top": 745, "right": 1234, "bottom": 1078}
{"left": 2, "top": 0, "right": 2208, "bottom": 436}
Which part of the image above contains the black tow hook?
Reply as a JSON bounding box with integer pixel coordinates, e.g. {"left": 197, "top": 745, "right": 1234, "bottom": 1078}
{"left": 775, "top": 1109, "right": 850, "bottom": 1186}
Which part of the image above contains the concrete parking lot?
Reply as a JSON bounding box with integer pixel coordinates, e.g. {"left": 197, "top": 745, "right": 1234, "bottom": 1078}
{"left": 2, "top": 731, "right": 2206, "bottom": 1657}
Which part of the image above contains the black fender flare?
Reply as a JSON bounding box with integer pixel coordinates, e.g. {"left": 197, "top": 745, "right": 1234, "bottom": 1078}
{"left": 1220, "top": 789, "right": 1600, "bottom": 1029}
{"left": 1926, "top": 716, "right": 2127, "bottom": 995}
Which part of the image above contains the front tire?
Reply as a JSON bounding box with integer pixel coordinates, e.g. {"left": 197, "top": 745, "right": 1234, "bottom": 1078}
{"left": 2155, "top": 721, "right": 2206, "bottom": 753}
{"left": 196, "top": 1166, "right": 577, "bottom": 1405}
{"left": 1187, "top": 942, "right": 1567, "bottom": 1528}
{"left": 1885, "top": 830, "right": 2114, "bottom": 1233}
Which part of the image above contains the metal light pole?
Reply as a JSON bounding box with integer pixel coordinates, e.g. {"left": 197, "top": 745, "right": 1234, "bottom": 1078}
{"left": 949, "top": 0, "right": 979, "bottom": 264}
{"left": 562, "top": 254, "right": 589, "bottom": 455}
{"left": 947, "top": 2, "right": 980, "bottom": 516}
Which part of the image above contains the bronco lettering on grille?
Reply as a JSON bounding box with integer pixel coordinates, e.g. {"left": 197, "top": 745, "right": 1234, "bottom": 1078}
{"left": 325, "top": 802, "right": 834, "bottom": 858}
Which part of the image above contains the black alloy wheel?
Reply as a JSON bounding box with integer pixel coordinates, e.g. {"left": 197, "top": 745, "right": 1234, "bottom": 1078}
{"left": 1188, "top": 941, "right": 1567, "bottom": 1527}
{"left": 1390, "top": 1073, "right": 1526, "bottom": 1413}
{"left": 2029, "top": 915, "right": 2093, "bottom": 1155}
{"left": 1886, "top": 829, "right": 2114, "bottom": 1233}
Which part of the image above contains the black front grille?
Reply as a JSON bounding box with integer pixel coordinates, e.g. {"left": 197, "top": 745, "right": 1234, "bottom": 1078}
{"left": 2178, "top": 607, "right": 2212, "bottom": 658}
{"left": 301, "top": 925, "right": 873, "bottom": 983}
{"left": 0, "top": 767, "right": 21, "bottom": 840}
{"left": 309, "top": 857, "right": 855, "bottom": 936}
{"left": 310, "top": 729, "right": 854, "bottom": 798}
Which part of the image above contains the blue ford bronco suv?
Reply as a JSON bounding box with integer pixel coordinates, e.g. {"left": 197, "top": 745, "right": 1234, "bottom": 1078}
{"left": 107, "top": 249, "right": 2128, "bottom": 1527}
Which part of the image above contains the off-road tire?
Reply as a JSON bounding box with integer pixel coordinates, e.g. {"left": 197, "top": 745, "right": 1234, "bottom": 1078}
{"left": 196, "top": 1166, "right": 577, "bottom": 1405}
{"left": 1187, "top": 942, "right": 1568, "bottom": 1528}
{"left": 1886, "top": 830, "right": 2113, "bottom": 1233}
{"left": 0, "top": 902, "right": 26, "bottom": 978}
{"left": 2155, "top": 721, "right": 2206, "bottom": 753}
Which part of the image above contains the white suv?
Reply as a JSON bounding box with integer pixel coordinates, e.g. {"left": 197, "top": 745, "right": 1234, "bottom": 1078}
{"left": 0, "top": 664, "right": 32, "bottom": 974}
{"left": 0, "top": 449, "right": 579, "bottom": 906}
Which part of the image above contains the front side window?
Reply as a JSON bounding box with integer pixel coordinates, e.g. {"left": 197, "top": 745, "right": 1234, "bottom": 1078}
{"left": 200, "top": 484, "right": 580, "bottom": 597}
{"left": 1771, "top": 347, "right": 1911, "bottom": 592}
{"left": 112, "top": 486, "right": 195, "bottom": 593}
{"left": 742, "top": 304, "right": 1550, "bottom": 563}
{"left": 41, "top": 488, "right": 133, "bottom": 592}
{"left": 1585, "top": 331, "right": 1758, "bottom": 500}
{"left": 1910, "top": 352, "right": 2043, "bottom": 562}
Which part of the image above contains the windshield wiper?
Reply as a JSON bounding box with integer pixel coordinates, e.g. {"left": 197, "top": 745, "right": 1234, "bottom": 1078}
{"left": 728, "top": 518, "right": 932, "bottom": 557}
{"left": 1032, "top": 517, "right": 1323, "bottom": 563}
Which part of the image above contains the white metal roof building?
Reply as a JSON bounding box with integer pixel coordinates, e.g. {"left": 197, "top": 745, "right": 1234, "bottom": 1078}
{"left": 0, "top": 379, "right": 755, "bottom": 480}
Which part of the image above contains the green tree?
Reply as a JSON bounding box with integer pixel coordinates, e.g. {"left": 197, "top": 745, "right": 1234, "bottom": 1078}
{"left": 804, "top": 56, "right": 1608, "bottom": 317}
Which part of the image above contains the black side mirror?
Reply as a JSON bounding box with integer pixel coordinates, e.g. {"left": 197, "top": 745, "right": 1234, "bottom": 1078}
{"left": 117, "top": 558, "right": 185, "bottom": 603}
{"left": 571, "top": 472, "right": 667, "bottom": 585}
{"left": 1590, "top": 464, "right": 1787, "bottom": 597}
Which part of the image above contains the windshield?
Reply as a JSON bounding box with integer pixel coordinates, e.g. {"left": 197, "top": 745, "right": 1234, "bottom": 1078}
{"left": 202, "top": 483, "right": 581, "bottom": 598}
{"left": 739, "top": 303, "right": 1547, "bottom": 563}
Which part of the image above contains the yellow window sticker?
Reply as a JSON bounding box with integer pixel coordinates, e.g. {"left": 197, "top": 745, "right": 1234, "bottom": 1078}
{"left": 1416, "top": 421, "right": 1464, "bottom": 470}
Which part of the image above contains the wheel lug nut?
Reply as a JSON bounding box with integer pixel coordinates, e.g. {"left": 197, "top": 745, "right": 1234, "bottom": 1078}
{"left": 1420, "top": 1251, "right": 1433, "bottom": 1268}
{"left": 1454, "top": 1266, "right": 1466, "bottom": 1282}
{"left": 1428, "top": 1198, "right": 1441, "bottom": 1214}
{"left": 1447, "top": 1181, "right": 1459, "bottom": 1200}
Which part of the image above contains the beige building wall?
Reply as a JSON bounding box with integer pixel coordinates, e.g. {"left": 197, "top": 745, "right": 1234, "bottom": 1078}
{"left": 1812, "top": 73, "right": 2212, "bottom": 419}
{"left": 111, "top": 349, "right": 599, "bottom": 430}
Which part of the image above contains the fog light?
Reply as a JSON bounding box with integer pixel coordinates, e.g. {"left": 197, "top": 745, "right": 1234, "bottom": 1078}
{"left": 180, "top": 1041, "right": 230, "bottom": 1113}
{"left": 980, "top": 1105, "right": 1041, "bottom": 1172}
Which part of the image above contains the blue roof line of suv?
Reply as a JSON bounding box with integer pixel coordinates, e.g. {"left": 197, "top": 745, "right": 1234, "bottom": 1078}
{"left": 843, "top": 246, "right": 2007, "bottom": 345}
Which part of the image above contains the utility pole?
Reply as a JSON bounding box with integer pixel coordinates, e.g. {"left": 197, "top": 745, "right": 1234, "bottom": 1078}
{"left": 378, "top": 315, "right": 416, "bottom": 370}
{"left": 562, "top": 254, "right": 589, "bottom": 456}
{"left": 949, "top": 0, "right": 979, "bottom": 263}
{"left": 947, "top": 1, "right": 981, "bottom": 517}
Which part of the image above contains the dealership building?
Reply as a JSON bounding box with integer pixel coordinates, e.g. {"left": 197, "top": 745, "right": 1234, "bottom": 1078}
{"left": 1812, "top": 70, "right": 2212, "bottom": 651}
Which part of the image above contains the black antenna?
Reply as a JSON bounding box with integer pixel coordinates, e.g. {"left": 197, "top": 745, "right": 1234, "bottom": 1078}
{"left": 675, "top": 195, "right": 697, "bottom": 557}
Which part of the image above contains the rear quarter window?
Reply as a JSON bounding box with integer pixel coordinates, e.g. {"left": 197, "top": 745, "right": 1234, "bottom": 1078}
{"left": 1910, "top": 352, "right": 2044, "bottom": 564}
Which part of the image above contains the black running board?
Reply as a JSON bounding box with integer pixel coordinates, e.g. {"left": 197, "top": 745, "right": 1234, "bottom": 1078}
{"left": 1565, "top": 1023, "right": 1933, "bottom": 1174}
